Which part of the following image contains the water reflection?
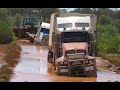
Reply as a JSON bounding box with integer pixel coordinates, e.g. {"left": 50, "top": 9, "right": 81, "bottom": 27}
{"left": 10, "top": 41, "right": 120, "bottom": 82}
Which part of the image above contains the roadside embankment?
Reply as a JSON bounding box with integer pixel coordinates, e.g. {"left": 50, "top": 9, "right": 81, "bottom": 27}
{"left": 0, "top": 43, "right": 21, "bottom": 82}
{"left": 98, "top": 53, "right": 120, "bottom": 74}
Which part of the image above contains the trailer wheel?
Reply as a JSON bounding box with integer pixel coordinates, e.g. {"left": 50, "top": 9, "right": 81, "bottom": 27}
{"left": 47, "top": 51, "right": 52, "bottom": 63}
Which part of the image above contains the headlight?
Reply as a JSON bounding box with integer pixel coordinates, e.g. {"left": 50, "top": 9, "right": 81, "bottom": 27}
{"left": 89, "top": 60, "right": 93, "bottom": 64}
{"left": 85, "top": 59, "right": 93, "bottom": 64}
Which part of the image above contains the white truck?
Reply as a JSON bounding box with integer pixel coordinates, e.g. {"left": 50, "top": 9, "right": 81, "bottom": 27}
{"left": 27, "top": 22, "right": 50, "bottom": 45}
{"left": 34, "top": 22, "right": 50, "bottom": 45}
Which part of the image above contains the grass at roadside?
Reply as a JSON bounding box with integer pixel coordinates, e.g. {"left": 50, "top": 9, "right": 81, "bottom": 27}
{"left": 98, "top": 52, "right": 120, "bottom": 67}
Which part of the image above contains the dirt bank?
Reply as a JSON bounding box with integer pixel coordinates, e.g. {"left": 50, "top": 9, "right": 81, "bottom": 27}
{"left": 0, "top": 44, "right": 21, "bottom": 82}
{"left": 96, "top": 57, "right": 120, "bottom": 75}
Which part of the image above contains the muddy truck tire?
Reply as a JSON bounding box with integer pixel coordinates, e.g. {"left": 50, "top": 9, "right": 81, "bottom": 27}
{"left": 41, "top": 35, "right": 49, "bottom": 45}
{"left": 29, "top": 36, "right": 34, "bottom": 43}
{"left": 28, "top": 34, "right": 35, "bottom": 43}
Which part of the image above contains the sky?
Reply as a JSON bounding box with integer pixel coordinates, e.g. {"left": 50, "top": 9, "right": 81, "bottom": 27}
{"left": 59, "top": 8, "right": 75, "bottom": 12}
{"left": 60, "top": 8, "right": 120, "bottom": 12}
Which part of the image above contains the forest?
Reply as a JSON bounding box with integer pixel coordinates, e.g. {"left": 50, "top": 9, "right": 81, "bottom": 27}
{"left": 0, "top": 8, "right": 120, "bottom": 55}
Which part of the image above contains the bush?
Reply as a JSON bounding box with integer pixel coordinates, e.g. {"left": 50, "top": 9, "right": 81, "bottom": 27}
{"left": 97, "top": 24, "right": 120, "bottom": 54}
{"left": 0, "top": 20, "right": 15, "bottom": 44}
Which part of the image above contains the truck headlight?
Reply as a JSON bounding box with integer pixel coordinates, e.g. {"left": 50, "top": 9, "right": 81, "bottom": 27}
{"left": 89, "top": 60, "right": 93, "bottom": 64}
{"left": 85, "top": 59, "right": 93, "bottom": 65}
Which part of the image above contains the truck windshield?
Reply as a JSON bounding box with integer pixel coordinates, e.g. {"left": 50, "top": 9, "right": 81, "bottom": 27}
{"left": 57, "top": 23, "right": 72, "bottom": 28}
{"left": 23, "top": 18, "right": 35, "bottom": 26}
{"left": 40, "top": 28, "right": 49, "bottom": 34}
{"left": 61, "top": 31, "right": 89, "bottom": 43}
{"left": 75, "top": 23, "right": 89, "bottom": 27}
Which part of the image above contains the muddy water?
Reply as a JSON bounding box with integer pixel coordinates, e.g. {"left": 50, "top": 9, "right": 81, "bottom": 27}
{"left": 10, "top": 40, "right": 120, "bottom": 82}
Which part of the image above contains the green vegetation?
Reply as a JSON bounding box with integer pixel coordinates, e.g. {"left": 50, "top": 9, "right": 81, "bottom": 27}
{"left": 0, "top": 8, "right": 59, "bottom": 44}
{"left": 70, "top": 8, "right": 120, "bottom": 66}
{"left": 0, "top": 20, "right": 15, "bottom": 44}
{"left": 0, "top": 9, "right": 15, "bottom": 44}
{"left": 97, "top": 24, "right": 120, "bottom": 54}
{"left": 13, "top": 13, "right": 22, "bottom": 26}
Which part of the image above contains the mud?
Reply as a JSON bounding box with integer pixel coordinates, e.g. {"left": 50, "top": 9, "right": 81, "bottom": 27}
{"left": 10, "top": 40, "right": 120, "bottom": 82}
{"left": 0, "top": 45, "right": 7, "bottom": 68}
{"left": 0, "top": 44, "right": 21, "bottom": 82}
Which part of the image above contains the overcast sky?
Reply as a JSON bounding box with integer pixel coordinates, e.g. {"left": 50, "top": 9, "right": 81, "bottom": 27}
{"left": 60, "top": 8, "right": 120, "bottom": 12}
{"left": 59, "top": 8, "right": 75, "bottom": 12}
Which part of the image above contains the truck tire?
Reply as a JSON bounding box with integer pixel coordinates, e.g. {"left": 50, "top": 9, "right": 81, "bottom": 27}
{"left": 52, "top": 54, "right": 57, "bottom": 71}
{"left": 29, "top": 36, "right": 34, "bottom": 43}
{"left": 56, "top": 63, "right": 60, "bottom": 76}
{"left": 47, "top": 51, "right": 52, "bottom": 63}
{"left": 86, "top": 71, "right": 97, "bottom": 77}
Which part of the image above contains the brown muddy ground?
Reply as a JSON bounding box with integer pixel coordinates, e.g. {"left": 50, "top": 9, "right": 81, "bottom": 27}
{"left": 0, "top": 44, "right": 7, "bottom": 68}
{"left": 10, "top": 39, "right": 120, "bottom": 82}
{"left": 0, "top": 43, "right": 21, "bottom": 82}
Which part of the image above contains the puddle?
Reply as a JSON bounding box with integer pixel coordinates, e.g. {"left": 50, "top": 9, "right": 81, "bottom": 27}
{"left": 97, "top": 70, "right": 120, "bottom": 82}
{"left": 10, "top": 40, "right": 120, "bottom": 82}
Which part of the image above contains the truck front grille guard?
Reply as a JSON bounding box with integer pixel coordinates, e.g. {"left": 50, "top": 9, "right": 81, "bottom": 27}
{"left": 67, "top": 53, "right": 86, "bottom": 75}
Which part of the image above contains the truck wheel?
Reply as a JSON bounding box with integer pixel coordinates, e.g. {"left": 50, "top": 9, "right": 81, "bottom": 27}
{"left": 52, "top": 54, "right": 55, "bottom": 66}
{"left": 53, "top": 54, "right": 57, "bottom": 71}
{"left": 56, "top": 64, "right": 60, "bottom": 76}
{"left": 86, "top": 71, "right": 97, "bottom": 77}
{"left": 48, "top": 52, "right": 52, "bottom": 63}
{"left": 29, "top": 37, "right": 34, "bottom": 43}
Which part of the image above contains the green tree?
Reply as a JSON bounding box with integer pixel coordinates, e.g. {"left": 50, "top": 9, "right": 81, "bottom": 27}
{"left": 0, "top": 8, "right": 15, "bottom": 44}
{"left": 97, "top": 24, "right": 120, "bottom": 53}
{"left": 13, "top": 13, "right": 22, "bottom": 26}
{"left": 98, "top": 15, "right": 112, "bottom": 25}
{"left": 114, "top": 19, "right": 120, "bottom": 33}
{"left": 0, "top": 20, "right": 15, "bottom": 44}
{"left": 0, "top": 8, "right": 8, "bottom": 21}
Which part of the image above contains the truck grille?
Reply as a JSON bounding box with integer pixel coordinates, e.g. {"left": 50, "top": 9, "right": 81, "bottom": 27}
{"left": 65, "top": 50, "right": 75, "bottom": 54}
{"left": 67, "top": 53, "right": 85, "bottom": 60}
{"left": 66, "top": 50, "right": 85, "bottom": 60}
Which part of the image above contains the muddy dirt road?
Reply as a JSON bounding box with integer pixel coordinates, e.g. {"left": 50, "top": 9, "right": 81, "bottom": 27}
{"left": 10, "top": 40, "right": 120, "bottom": 82}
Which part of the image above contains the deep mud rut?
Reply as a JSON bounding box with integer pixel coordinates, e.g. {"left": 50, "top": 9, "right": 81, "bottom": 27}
{"left": 10, "top": 39, "right": 120, "bottom": 82}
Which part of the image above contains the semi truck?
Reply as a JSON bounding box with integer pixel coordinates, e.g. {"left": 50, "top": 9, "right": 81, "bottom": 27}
{"left": 34, "top": 22, "right": 50, "bottom": 45}
{"left": 13, "top": 17, "right": 37, "bottom": 38}
{"left": 47, "top": 12, "right": 97, "bottom": 77}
